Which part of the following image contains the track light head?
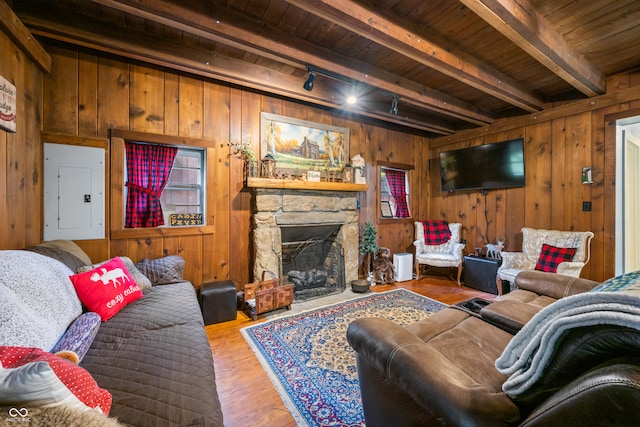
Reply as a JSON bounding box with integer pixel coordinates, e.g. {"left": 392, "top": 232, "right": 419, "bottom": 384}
{"left": 390, "top": 96, "right": 399, "bottom": 115}
{"left": 303, "top": 71, "right": 316, "bottom": 91}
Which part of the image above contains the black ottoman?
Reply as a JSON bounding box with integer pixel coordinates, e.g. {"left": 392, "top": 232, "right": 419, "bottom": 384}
{"left": 200, "top": 280, "right": 237, "bottom": 325}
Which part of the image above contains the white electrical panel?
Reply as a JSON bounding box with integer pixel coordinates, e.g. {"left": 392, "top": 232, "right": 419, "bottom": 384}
{"left": 43, "top": 143, "right": 105, "bottom": 241}
{"left": 394, "top": 252, "right": 413, "bottom": 282}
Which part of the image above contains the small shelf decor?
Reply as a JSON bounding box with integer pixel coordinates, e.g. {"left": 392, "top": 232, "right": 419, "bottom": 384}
{"left": 229, "top": 139, "right": 258, "bottom": 180}
{"left": 261, "top": 154, "right": 277, "bottom": 178}
{"left": 351, "top": 154, "right": 366, "bottom": 184}
{"left": 342, "top": 163, "right": 353, "bottom": 183}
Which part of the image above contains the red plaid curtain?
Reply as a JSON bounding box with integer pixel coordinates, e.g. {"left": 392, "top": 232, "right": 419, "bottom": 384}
{"left": 125, "top": 142, "right": 178, "bottom": 228}
{"left": 385, "top": 169, "right": 410, "bottom": 218}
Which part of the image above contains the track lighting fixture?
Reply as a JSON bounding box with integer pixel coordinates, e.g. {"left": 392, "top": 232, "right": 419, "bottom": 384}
{"left": 303, "top": 68, "right": 316, "bottom": 91}
{"left": 390, "top": 96, "right": 399, "bottom": 115}
{"left": 303, "top": 65, "right": 399, "bottom": 115}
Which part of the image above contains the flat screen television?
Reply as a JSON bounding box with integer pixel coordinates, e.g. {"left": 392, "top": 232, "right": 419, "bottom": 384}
{"left": 439, "top": 138, "right": 525, "bottom": 192}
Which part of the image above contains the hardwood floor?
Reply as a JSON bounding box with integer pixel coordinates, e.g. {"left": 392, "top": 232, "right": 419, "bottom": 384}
{"left": 205, "top": 275, "right": 495, "bottom": 427}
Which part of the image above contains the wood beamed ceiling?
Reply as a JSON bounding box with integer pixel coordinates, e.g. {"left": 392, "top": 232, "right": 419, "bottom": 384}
{"left": 10, "top": 0, "right": 640, "bottom": 137}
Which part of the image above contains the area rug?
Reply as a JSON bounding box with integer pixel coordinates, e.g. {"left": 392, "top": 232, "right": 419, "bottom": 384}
{"left": 241, "top": 288, "right": 447, "bottom": 426}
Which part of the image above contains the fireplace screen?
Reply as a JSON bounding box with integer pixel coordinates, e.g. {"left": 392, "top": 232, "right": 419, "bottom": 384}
{"left": 281, "top": 225, "right": 346, "bottom": 301}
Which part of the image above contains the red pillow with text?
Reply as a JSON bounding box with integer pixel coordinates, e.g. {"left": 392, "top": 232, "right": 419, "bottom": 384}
{"left": 69, "top": 257, "right": 143, "bottom": 321}
{"left": 535, "top": 244, "right": 577, "bottom": 273}
{"left": 0, "top": 346, "right": 112, "bottom": 413}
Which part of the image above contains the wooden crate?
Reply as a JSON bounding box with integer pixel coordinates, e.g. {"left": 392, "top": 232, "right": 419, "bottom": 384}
{"left": 244, "top": 271, "right": 294, "bottom": 320}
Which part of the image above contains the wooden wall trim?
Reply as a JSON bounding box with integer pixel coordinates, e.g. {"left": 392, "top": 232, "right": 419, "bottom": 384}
{"left": 604, "top": 107, "right": 640, "bottom": 123}
{"left": 42, "top": 132, "right": 108, "bottom": 148}
{"left": 110, "top": 129, "right": 211, "bottom": 147}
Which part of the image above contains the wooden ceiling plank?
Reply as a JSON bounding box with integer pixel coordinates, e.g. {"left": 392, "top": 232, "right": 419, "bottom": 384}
{"left": 284, "top": 0, "right": 544, "bottom": 112}
{"left": 21, "top": 13, "right": 454, "bottom": 135}
{"left": 460, "top": 0, "right": 606, "bottom": 97}
{"left": 87, "top": 0, "right": 494, "bottom": 125}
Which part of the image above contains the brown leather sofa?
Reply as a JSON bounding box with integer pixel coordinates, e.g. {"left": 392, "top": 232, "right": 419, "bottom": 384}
{"left": 347, "top": 271, "right": 640, "bottom": 426}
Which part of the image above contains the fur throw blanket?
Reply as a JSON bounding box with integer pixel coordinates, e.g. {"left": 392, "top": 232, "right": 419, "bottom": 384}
{"left": 495, "top": 284, "right": 640, "bottom": 397}
{"left": 0, "top": 406, "right": 123, "bottom": 427}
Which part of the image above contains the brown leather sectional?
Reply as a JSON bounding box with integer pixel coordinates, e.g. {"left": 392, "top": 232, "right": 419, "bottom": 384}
{"left": 348, "top": 271, "right": 640, "bottom": 426}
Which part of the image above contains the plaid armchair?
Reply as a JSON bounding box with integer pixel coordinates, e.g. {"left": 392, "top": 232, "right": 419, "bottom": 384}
{"left": 413, "top": 221, "right": 464, "bottom": 285}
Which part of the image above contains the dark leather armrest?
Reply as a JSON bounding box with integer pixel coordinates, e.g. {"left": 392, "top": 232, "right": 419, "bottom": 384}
{"left": 520, "top": 364, "right": 640, "bottom": 426}
{"left": 513, "top": 324, "right": 640, "bottom": 411}
{"left": 514, "top": 271, "right": 600, "bottom": 299}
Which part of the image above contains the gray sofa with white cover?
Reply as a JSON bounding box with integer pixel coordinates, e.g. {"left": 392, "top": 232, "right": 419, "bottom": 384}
{"left": 0, "top": 240, "right": 223, "bottom": 426}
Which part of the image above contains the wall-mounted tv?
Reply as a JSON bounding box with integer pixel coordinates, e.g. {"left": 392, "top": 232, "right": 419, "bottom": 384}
{"left": 439, "top": 138, "right": 525, "bottom": 192}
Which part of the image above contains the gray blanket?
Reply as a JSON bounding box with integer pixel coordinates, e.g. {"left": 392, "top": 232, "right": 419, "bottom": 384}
{"left": 495, "top": 288, "right": 640, "bottom": 397}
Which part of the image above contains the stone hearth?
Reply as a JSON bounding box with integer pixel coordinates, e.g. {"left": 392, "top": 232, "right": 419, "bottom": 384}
{"left": 252, "top": 189, "right": 359, "bottom": 298}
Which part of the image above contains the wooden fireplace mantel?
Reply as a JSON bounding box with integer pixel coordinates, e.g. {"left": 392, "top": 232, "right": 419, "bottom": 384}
{"left": 246, "top": 177, "right": 368, "bottom": 192}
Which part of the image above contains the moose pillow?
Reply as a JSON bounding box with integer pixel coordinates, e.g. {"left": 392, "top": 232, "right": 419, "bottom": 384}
{"left": 69, "top": 257, "right": 143, "bottom": 321}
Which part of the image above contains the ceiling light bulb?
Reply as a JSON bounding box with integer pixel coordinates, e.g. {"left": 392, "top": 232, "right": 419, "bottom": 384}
{"left": 346, "top": 95, "right": 357, "bottom": 105}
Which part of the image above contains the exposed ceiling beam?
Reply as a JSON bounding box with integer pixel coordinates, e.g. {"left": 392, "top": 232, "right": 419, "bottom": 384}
{"left": 460, "top": 0, "right": 606, "bottom": 96}
{"left": 284, "top": 0, "right": 544, "bottom": 112}
{"left": 88, "top": 0, "right": 493, "bottom": 126}
{"left": 20, "top": 13, "right": 455, "bottom": 135}
{"left": 0, "top": 0, "right": 51, "bottom": 72}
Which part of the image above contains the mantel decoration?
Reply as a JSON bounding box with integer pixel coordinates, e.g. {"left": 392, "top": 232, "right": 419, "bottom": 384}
{"left": 342, "top": 163, "right": 353, "bottom": 183}
{"left": 261, "top": 154, "right": 277, "bottom": 178}
{"left": 229, "top": 138, "right": 258, "bottom": 179}
{"left": 261, "top": 112, "right": 349, "bottom": 180}
{"left": 351, "top": 154, "right": 366, "bottom": 184}
{"left": 0, "top": 75, "right": 17, "bottom": 133}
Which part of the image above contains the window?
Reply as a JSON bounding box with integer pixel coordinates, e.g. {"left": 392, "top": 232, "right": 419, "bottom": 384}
{"left": 380, "top": 166, "right": 411, "bottom": 219}
{"left": 124, "top": 144, "right": 205, "bottom": 227}
{"left": 110, "top": 129, "right": 214, "bottom": 239}
{"left": 160, "top": 148, "right": 206, "bottom": 224}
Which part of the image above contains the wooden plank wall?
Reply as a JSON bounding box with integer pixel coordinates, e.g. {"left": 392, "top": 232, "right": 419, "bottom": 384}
{"left": 38, "top": 43, "right": 426, "bottom": 290}
{"left": 0, "top": 27, "right": 43, "bottom": 251}
{"left": 428, "top": 72, "right": 640, "bottom": 282}
{"left": 5, "top": 37, "right": 640, "bottom": 288}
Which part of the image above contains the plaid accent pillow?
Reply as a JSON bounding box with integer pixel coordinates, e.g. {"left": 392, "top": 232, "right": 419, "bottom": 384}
{"left": 422, "top": 220, "right": 451, "bottom": 245}
{"left": 135, "top": 255, "right": 185, "bottom": 285}
{"left": 535, "top": 244, "right": 577, "bottom": 273}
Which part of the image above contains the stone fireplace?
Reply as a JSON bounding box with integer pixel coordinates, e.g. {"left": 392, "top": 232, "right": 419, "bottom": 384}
{"left": 252, "top": 188, "right": 359, "bottom": 301}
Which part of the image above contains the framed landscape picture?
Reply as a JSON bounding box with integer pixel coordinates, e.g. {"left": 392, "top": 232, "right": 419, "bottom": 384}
{"left": 260, "top": 113, "right": 349, "bottom": 177}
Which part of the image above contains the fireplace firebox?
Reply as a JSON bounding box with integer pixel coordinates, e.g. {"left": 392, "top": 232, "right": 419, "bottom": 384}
{"left": 281, "top": 224, "right": 345, "bottom": 301}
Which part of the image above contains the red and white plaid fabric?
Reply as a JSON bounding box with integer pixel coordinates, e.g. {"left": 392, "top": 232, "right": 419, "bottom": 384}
{"left": 422, "top": 220, "right": 451, "bottom": 245}
{"left": 125, "top": 141, "right": 177, "bottom": 228}
{"left": 385, "top": 169, "right": 410, "bottom": 218}
{"left": 535, "top": 244, "right": 577, "bottom": 272}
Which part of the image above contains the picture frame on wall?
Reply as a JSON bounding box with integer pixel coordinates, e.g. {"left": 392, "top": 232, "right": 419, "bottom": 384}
{"left": 381, "top": 201, "right": 393, "bottom": 218}
{"left": 260, "top": 112, "right": 349, "bottom": 177}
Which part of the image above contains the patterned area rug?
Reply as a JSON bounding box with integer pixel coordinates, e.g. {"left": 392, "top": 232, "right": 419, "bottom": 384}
{"left": 241, "top": 288, "right": 447, "bottom": 426}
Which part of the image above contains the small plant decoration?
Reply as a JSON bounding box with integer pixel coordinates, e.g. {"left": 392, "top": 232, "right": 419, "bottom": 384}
{"left": 228, "top": 138, "right": 257, "bottom": 178}
{"left": 359, "top": 221, "right": 379, "bottom": 278}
